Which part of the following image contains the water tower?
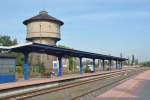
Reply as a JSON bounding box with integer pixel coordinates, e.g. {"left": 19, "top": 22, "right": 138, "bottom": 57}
{"left": 23, "top": 11, "right": 64, "bottom": 68}
{"left": 23, "top": 11, "right": 64, "bottom": 45}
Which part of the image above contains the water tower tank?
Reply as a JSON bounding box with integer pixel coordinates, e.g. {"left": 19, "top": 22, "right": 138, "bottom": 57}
{"left": 23, "top": 11, "right": 64, "bottom": 45}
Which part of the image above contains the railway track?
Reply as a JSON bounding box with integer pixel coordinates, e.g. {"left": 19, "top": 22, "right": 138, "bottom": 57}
{"left": 1, "top": 67, "right": 147, "bottom": 100}
{"left": 72, "top": 68, "right": 145, "bottom": 100}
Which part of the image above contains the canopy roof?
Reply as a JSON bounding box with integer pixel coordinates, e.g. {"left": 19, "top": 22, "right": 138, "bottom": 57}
{"left": 0, "top": 42, "right": 127, "bottom": 61}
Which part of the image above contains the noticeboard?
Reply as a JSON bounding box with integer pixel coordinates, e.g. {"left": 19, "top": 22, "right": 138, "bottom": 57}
{"left": 0, "top": 57, "right": 16, "bottom": 83}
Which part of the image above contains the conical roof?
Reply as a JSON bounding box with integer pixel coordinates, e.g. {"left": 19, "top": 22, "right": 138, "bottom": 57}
{"left": 23, "top": 11, "right": 64, "bottom": 25}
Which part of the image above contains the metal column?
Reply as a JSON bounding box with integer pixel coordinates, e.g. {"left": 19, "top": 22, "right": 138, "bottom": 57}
{"left": 119, "top": 61, "right": 121, "bottom": 69}
{"left": 24, "top": 53, "right": 29, "bottom": 80}
{"left": 98, "top": 59, "right": 101, "bottom": 71}
{"left": 93, "top": 58, "right": 96, "bottom": 72}
{"left": 79, "top": 57, "right": 83, "bottom": 74}
{"left": 109, "top": 60, "right": 112, "bottom": 71}
{"left": 102, "top": 60, "right": 105, "bottom": 71}
{"left": 58, "top": 57, "right": 62, "bottom": 77}
{"left": 116, "top": 60, "right": 118, "bottom": 69}
{"left": 120, "top": 61, "right": 123, "bottom": 69}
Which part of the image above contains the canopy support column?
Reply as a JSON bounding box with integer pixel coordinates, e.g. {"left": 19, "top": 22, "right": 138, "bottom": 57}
{"left": 58, "top": 57, "right": 62, "bottom": 77}
{"left": 79, "top": 57, "right": 83, "bottom": 74}
{"left": 116, "top": 60, "right": 118, "bottom": 69}
{"left": 93, "top": 58, "right": 96, "bottom": 72}
{"left": 98, "top": 59, "right": 101, "bottom": 71}
{"left": 120, "top": 61, "right": 123, "bottom": 69}
{"left": 109, "top": 60, "right": 112, "bottom": 71}
{"left": 24, "top": 53, "right": 29, "bottom": 80}
{"left": 102, "top": 60, "right": 105, "bottom": 71}
{"left": 118, "top": 61, "right": 121, "bottom": 69}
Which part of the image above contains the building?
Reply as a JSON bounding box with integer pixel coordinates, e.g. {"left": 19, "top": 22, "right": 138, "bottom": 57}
{"left": 0, "top": 55, "right": 16, "bottom": 83}
{"left": 23, "top": 11, "right": 64, "bottom": 68}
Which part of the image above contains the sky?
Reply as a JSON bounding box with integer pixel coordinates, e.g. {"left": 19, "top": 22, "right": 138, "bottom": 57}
{"left": 0, "top": 0, "right": 150, "bottom": 62}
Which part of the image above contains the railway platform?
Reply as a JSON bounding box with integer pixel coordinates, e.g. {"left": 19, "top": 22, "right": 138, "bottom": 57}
{"left": 0, "top": 67, "right": 147, "bottom": 99}
{"left": 0, "top": 69, "right": 121, "bottom": 91}
{"left": 95, "top": 69, "right": 150, "bottom": 100}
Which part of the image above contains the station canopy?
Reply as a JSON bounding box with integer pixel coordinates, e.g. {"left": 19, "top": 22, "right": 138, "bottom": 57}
{"left": 0, "top": 42, "right": 127, "bottom": 61}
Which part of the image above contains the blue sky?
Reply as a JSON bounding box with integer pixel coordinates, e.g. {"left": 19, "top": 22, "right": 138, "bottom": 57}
{"left": 0, "top": 0, "right": 150, "bottom": 61}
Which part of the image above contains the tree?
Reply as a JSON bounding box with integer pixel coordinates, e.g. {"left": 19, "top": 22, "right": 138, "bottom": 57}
{"left": 0, "top": 35, "right": 17, "bottom": 46}
{"left": 128, "top": 57, "right": 130, "bottom": 65}
{"left": 68, "top": 57, "right": 76, "bottom": 72}
{"left": 58, "top": 45, "right": 76, "bottom": 72}
{"left": 0, "top": 35, "right": 25, "bottom": 76}
{"left": 141, "top": 61, "right": 150, "bottom": 67}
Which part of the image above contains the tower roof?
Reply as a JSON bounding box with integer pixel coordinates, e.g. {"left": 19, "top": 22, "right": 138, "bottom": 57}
{"left": 23, "top": 11, "right": 64, "bottom": 25}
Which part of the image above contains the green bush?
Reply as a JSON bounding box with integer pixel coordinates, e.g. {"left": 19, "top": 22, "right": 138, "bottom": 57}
{"left": 105, "top": 66, "right": 109, "bottom": 71}
{"left": 141, "top": 61, "right": 150, "bottom": 67}
{"left": 38, "top": 63, "right": 46, "bottom": 73}
{"left": 84, "top": 66, "right": 91, "bottom": 73}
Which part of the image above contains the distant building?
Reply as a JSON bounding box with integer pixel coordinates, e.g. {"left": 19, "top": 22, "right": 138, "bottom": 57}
{"left": 23, "top": 11, "right": 64, "bottom": 68}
